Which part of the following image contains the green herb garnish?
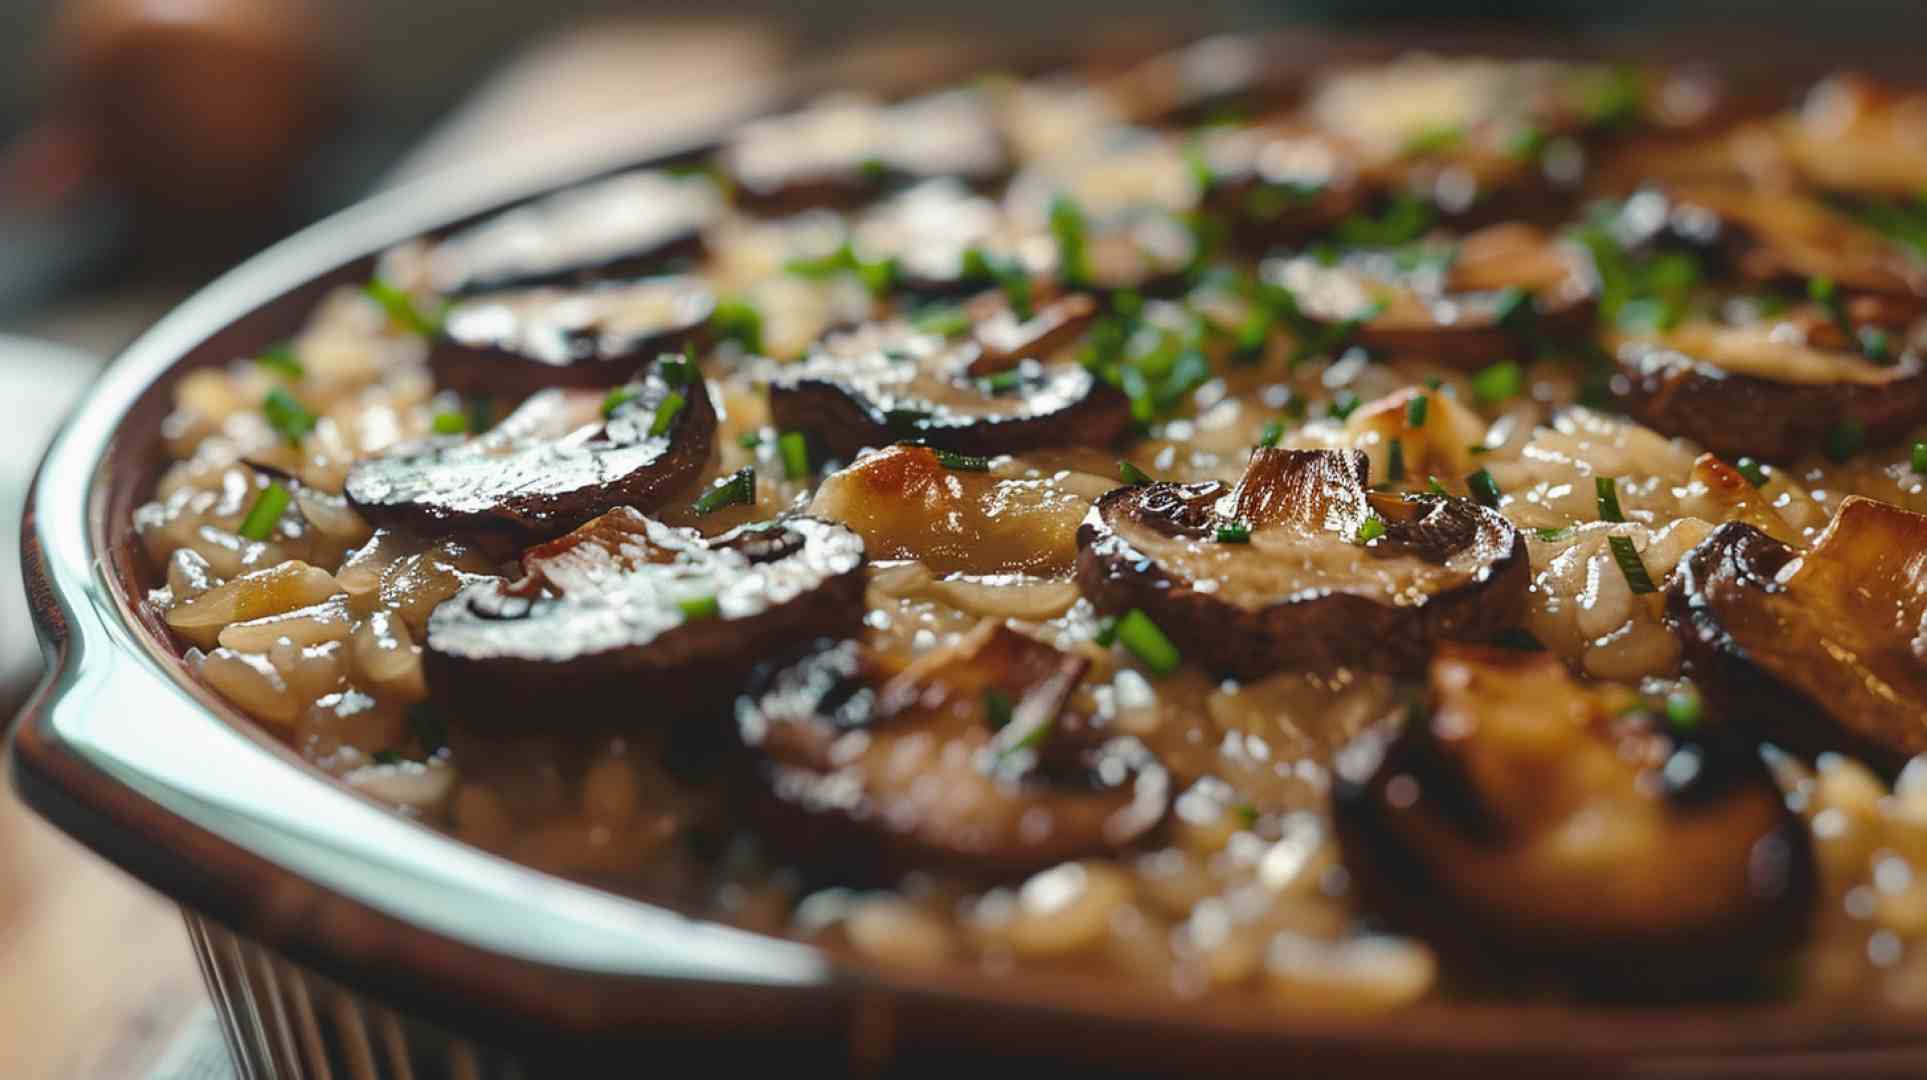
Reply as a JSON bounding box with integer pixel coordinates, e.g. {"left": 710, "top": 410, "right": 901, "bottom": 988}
{"left": 372, "top": 751, "right": 404, "bottom": 766}
{"left": 255, "top": 345, "right": 303, "bottom": 380}
{"left": 1259, "top": 417, "right": 1285, "bottom": 448}
{"left": 1825, "top": 419, "right": 1866, "bottom": 463}
{"left": 1405, "top": 394, "right": 1429, "bottom": 428}
{"left": 1472, "top": 359, "right": 1523, "bottom": 405}
{"left": 431, "top": 410, "right": 468, "bottom": 435}
{"left": 1386, "top": 438, "right": 1406, "bottom": 484}
{"left": 1119, "top": 460, "right": 1154, "bottom": 485}
{"left": 601, "top": 386, "right": 638, "bottom": 417}
{"left": 1215, "top": 522, "right": 1252, "bottom": 543}
{"left": 1355, "top": 515, "right": 1388, "bottom": 544}
{"left": 778, "top": 431, "right": 811, "bottom": 480}
{"left": 678, "top": 594, "right": 721, "bottom": 621}
{"left": 658, "top": 353, "right": 693, "bottom": 387}
{"left": 712, "top": 297, "right": 764, "bottom": 353}
{"left": 1115, "top": 609, "right": 1181, "bottom": 676}
{"left": 1665, "top": 685, "right": 1702, "bottom": 731}
{"left": 1913, "top": 442, "right": 1927, "bottom": 475}
{"left": 648, "top": 392, "right": 686, "bottom": 437}
{"left": 262, "top": 387, "right": 317, "bottom": 444}
{"left": 1534, "top": 526, "right": 1573, "bottom": 542}
{"left": 1596, "top": 475, "right": 1626, "bottom": 523}
{"left": 237, "top": 482, "right": 291, "bottom": 541}
{"left": 912, "top": 304, "right": 971, "bottom": 337}
{"left": 1735, "top": 456, "right": 1769, "bottom": 487}
{"left": 737, "top": 431, "right": 763, "bottom": 449}
{"left": 984, "top": 689, "right": 1014, "bottom": 730}
{"left": 362, "top": 279, "right": 442, "bottom": 338}
{"left": 1048, "top": 194, "right": 1091, "bottom": 287}
{"left": 1336, "top": 195, "right": 1433, "bottom": 249}
{"left": 1327, "top": 389, "right": 1361, "bottom": 421}
{"left": 692, "top": 467, "right": 756, "bottom": 515}
{"left": 1094, "top": 616, "right": 1120, "bottom": 647}
{"left": 1608, "top": 534, "right": 1657, "bottom": 594}
{"left": 1426, "top": 476, "right": 1449, "bottom": 496}
{"left": 934, "top": 449, "right": 992, "bottom": 471}
{"left": 980, "top": 369, "right": 1025, "bottom": 395}
{"left": 1402, "top": 125, "right": 1463, "bottom": 157}
{"left": 1466, "top": 468, "right": 1502, "bottom": 508}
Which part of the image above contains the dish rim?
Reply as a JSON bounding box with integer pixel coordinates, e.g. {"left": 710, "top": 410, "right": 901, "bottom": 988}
{"left": 14, "top": 26, "right": 1927, "bottom": 1067}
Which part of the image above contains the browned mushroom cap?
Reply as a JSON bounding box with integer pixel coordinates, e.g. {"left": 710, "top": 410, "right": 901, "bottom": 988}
{"left": 1661, "top": 183, "right": 1927, "bottom": 297}
{"left": 1194, "top": 121, "right": 1365, "bottom": 248}
{"left": 1332, "top": 645, "right": 1811, "bottom": 992}
{"left": 766, "top": 319, "right": 1131, "bottom": 460}
{"left": 808, "top": 443, "right": 1093, "bottom": 577}
{"left": 425, "top": 510, "right": 866, "bottom": 727}
{"left": 1613, "top": 321, "right": 1927, "bottom": 463}
{"left": 383, "top": 170, "right": 723, "bottom": 297}
{"left": 1260, "top": 223, "right": 1593, "bottom": 366}
{"left": 722, "top": 90, "right": 1006, "bottom": 213}
{"left": 431, "top": 277, "right": 714, "bottom": 399}
{"left": 737, "top": 621, "right": 1169, "bottom": 877}
{"left": 1100, "top": 36, "right": 1300, "bottom": 126}
{"left": 345, "top": 355, "right": 716, "bottom": 553}
{"left": 1775, "top": 74, "right": 1927, "bottom": 199}
{"left": 1667, "top": 497, "right": 1927, "bottom": 777}
{"left": 1076, "top": 448, "right": 1528, "bottom": 678}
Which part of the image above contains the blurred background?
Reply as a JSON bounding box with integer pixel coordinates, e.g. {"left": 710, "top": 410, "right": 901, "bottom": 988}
{"left": 1, "top": 1, "right": 1926, "bottom": 1076}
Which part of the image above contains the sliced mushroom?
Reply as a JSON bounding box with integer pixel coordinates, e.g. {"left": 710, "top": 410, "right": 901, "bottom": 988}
{"left": 849, "top": 178, "right": 1036, "bottom": 296}
{"left": 1003, "top": 130, "right": 1203, "bottom": 294}
{"left": 1194, "top": 121, "right": 1364, "bottom": 248}
{"left": 723, "top": 91, "right": 1006, "bottom": 212}
{"left": 809, "top": 444, "right": 1095, "bottom": 577}
{"left": 1667, "top": 496, "right": 1927, "bottom": 776}
{"left": 1259, "top": 223, "right": 1593, "bottom": 365}
{"left": 431, "top": 277, "right": 714, "bottom": 399}
{"left": 767, "top": 320, "right": 1131, "bottom": 460}
{"left": 424, "top": 509, "right": 866, "bottom": 726}
{"left": 383, "top": 170, "right": 722, "bottom": 297}
{"left": 1333, "top": 645, "right": 1811, "bottom": 991}
{"left": 1776, "top": 75, "right": 1927, "bottom": 199}
{"left": 1614, "top": 322, "right": 1927, "bottom": 462}
{"left": 1662, "top": 183, "right": 1927, "bottom": 296}
{"left": 737, "top": 621, "right": 1169, "bottom": 876}
{"left": 1076, "top": 448, "right": 1528, "bottom": 678}
{"left": 345, "top": 356, "right": 716, "bottom": 552}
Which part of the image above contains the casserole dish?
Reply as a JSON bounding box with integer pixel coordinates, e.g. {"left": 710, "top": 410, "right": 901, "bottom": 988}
{"left": 18, "top": 27, "right": 1927, "bottom": 1078}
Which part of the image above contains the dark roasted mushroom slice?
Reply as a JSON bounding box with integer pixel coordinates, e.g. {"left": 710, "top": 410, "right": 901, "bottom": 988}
{"left": 1668, "top": 497, "right": 1927, "bottom": 776}
{"left": 431, "top": 277, "right": 714, "bottom": 399}
{"left": 1333, "top": 645, "right": 1811, "bottom": 992}
{"left": 425, "top": 510, "right": 865, "bottom": 726}
{"left": 383, "top": 170, "right": 723, "bottom": 297}
{"left": 1194, "top": 121, "right": 1364, "bottom": 248}
{"left": 1614, "top": 322, "right": 1927, "bottom": 463}
{"left": 723, "top": 91, "right": 1006, "bottom": 212}
{"left": 1260, "top": 223, "right": 1593, "bottom": 365}
{"left": 345, "top": 355, "right": 716, "bottom": 552}
{"left": 1076, "top": 448, "right": 1527, "bottom": 677}
{"left": 738, "top": 621, "right": 1169, "bottom": 876}
{"left": 767, "top": 319, "right": 1131, "bottom": 460}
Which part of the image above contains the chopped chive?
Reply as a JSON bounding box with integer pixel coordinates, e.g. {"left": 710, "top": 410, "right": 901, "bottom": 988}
{"left": 431, "top": 410, "right": 468, "bottom": 435}
{"left": 1735, "top": 456, "right": 1769, "bottom": 487}
{"left": 1234, "top": 802, "right": 1260, "bottom": 827}
{"left": 648, "top": 392, "right": 686, "bottom": 437}
{"left": 984, "top": 689, "right": 1014, "bottom": 730}
{"left": 1119, "top": 460, "right": 1154, "bottom": 485}
{"left": 362, "top": 279, "right": 442, "bottom": 337}
{"left": 1327, "top": 389, "right": 1360, "bottom": 420}
{"left": 1494, "top": 287, "right": 1537, "bottom": 333}
{"left": 1534, "top": 526, "right": 1573, "bottom": 542}
{"left": 1913, "top": 442, "right": 1927, "bottom": 475}
{"left": 1466, "top": 468, "right": 1502, "bottom": 508}
{"left": 658, "top": 354, "right": 693, "bottom": 387}
{"left": 1355, "top": 515, "right": 1388, "bottom": 544}
{"left": 467, "top": 395, "right": 495, "bottom": 434}
{"left": 1507, "top": 124, "right": 1548, "bottom": 162}
{"left": 678, "top": 594, "right": 721, "bottom": 620}
{"left": 712, "top": 297, "right": 764, "bottom": 353}
{"left": 1595, "top": 475, "right": 1626, "bottom": 523}
{"left": 1807, "top": 275, "right": 1837, "bottom": 306}
{"left": 934, "top": 449, "right": 992, "bottom": 471}
{"left": 601, "top": 386, "right": 639, "bottom": 417}
{"left": 1048, "top": 195, "right": 1091, "bottom": 287}
{"left": 737, "top": 430, "right": 763, "bottom": 449}
{"left": 1859, "top": 326, "right": 1893, "bottom": 364}
{"left": 1386, "top": 438, "right": 1406, "bottom": 483}
{"left": 1608, "top": 535, "right": 1657, "bottom": 594}
{"left": 1115, "top": 609, "right": 1181, "bottom": 676}
{"left": 913, "top": 304, "right": 971, "bottom": 337}
{"left": 980, "top": 369, "right": 1025, "bottom": 395}
{"left": 1259, "top": 418, "right": 1285, "bottom": 448}
{"left": 255, "top": 345, "right": 303, "bottom": 380}
{"left": 1472, "top": 360, "right": 1523, "bottom": 405}
{"left": 1665, "top": 685, "right": 1702, "bottom": 732}
{"left": 1215, "top": 522, "right": 1252, "bottom": 543}
{"left": 1402, "top": 125, "right": 1462, "bottom": 157}
{"left": 1825, "top": 419, "right": 1866, "bottom": 463}
{"left": 778, "top": 431, "right": 811, "bottom": 480}
{"left": 1426, "top": 476, "right": 1449, "bottom": 496}
{"left": 262, "top": 387, "right": 317, "bottom": 445}
{"left": 372, "top": 750, "right": 404, "bottom": 766}
{"left": 692, "top": 467, "right": 756, "bottom": 515}
{"left": 1405, "top": 395, "right": 1429, "bottom": 428}
{"left": 1094, "top": 616, "right": 1120, "bottom": 647}
{"left": 237, "top": 482, "right": 291, "bottom": 541}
